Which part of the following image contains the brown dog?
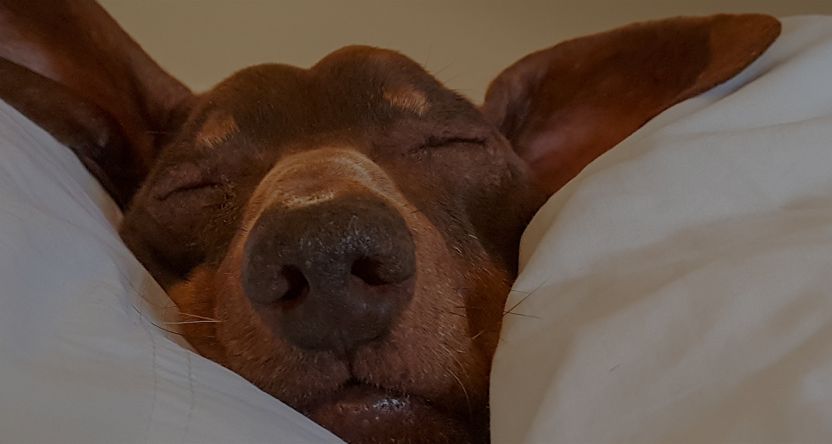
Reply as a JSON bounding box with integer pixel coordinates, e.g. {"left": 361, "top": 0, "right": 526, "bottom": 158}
{"left": 0, "top": 1, "right": 780, "bottom": 442}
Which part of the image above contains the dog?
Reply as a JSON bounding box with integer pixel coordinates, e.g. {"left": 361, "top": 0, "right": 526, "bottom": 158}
{"left": 0, "top": 1, "right": 780, "bottom": 442}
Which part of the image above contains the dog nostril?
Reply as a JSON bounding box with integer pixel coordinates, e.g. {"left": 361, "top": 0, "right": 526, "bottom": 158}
{"left": 243, "top": 195, "right": 416, "bottom": 351}
{"left": 277, "top": 265, "right": 309, "bottom": 308}
{"left": 350, "top": 257, "right": 388, "bottom": 286}
{"left": 244, "top": 263, "right": 310, "bottom": 307}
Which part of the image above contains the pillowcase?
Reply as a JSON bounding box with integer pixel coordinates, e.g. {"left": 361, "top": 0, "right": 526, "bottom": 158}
{"left": 0, "top": 99, "right": 340, "bottom": 443}
{"left": 491, "top": 15, "right": 832, "bottom": 444}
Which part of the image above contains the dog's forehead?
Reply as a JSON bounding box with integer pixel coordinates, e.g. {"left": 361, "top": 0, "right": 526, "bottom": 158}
{"left": 196, "top": 46, "right": 472, "bottom": 136}
{"left": 313, "top": 46, "right": 448, "bottom": 118}
{"left": 313, "top": 45, "right": 438, "bottom": 96}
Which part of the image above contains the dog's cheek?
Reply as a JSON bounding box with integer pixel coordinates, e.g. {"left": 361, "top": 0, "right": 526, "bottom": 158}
{"left": 167, "top": 266, "right": 226, "bottom": 363}
{"left": 463, "top": 259, "right": 513, "bottom": 361}
{"left": 352, "top": 215, "right": 491, "bottom": 413}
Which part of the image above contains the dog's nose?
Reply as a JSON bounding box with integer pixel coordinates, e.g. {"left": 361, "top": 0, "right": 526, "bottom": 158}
{"left": 241, "top": 194, "right": 416, "bottom": 352}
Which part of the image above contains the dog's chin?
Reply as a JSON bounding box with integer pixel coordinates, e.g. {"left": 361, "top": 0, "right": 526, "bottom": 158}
{"left": 305, "top": 384, "right": 475, "bottom": 444}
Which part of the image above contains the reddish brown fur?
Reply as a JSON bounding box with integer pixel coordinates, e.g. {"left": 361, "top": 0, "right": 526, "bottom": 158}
{"left": 197, "top": 112, "right": 240, "bottom": 149}
{"left": 483, "top": 14, "right": 781, "bottom": 194}
{"left": 0, "top": 2, "right": 779, "bottom": 442}
{"left": 0, "top": 0, "right": 191, "bottom": 205}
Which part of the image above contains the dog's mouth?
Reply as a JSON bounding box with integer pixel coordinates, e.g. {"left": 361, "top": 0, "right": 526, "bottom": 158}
{"left": 302, "top": 380, "right": 477, "bottom": 444}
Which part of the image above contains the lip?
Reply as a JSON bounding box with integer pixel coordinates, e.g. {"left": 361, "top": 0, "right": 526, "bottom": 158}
{"left": 304, "top": 383, "right": 475, "bottom": 444}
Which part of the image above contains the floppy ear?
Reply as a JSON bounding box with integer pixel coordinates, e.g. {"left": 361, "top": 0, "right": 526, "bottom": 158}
{"left": 483, "top": 14, "right": 781, "bottom": 195}
{"left": 0, "top": 0, "right": 192, "bottom": 207}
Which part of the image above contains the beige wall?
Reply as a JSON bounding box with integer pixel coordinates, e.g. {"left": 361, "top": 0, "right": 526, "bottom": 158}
{"left": 100, "top": 1, "right": 832, "bottom": 101}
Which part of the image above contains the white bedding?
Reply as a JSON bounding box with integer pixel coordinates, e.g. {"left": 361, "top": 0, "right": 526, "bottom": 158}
{"left": 3, "top": 15, "right": 832, "bottom": 444}
{"left": 0, "top": 102, "right": 339, "bottom": 442}
{"left": 491, "top": 15, "right": 832, "bottom": 443}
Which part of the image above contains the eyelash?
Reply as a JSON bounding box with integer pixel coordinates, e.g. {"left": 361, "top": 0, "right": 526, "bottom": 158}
{"left": 154, "top": 178, "right": 225, "bottom": 202}
{"left": 415, "top": 136, "right": 487, "bottom": 151}
{"left": 162, "top": 182, "right": 223, "bottom": 199}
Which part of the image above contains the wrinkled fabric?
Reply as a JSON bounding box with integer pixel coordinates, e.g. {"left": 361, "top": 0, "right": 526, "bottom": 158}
{"left": 0, "top": 99, "right": 339, "bottom": 443}
{"left": 492, "top": 16, "right": 832, "bottom": 444}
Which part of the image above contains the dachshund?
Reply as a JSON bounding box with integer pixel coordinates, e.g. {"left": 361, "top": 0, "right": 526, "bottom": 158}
{"left": 0, "top": 1, "right": 779, "bottom": 442}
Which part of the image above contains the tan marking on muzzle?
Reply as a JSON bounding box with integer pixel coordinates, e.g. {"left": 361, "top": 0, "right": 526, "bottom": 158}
{"left": 218, "top": 146, "right": 496, "bottom": 411}
{"left": 197, "top": 112, "right": 239, "bottom": 148}
{"left": 281, "top": 190, "right": 337, "bottom": 209}
{"left": 245, "top": 148, "right": 406, "bottom": 224}
{"left": 383, "top": 86, "right": 430, "bottom": 116}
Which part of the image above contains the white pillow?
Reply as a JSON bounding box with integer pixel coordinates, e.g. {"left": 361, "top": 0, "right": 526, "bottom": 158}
{"left": 491, "top": 16, "right": 832, "bottom": 444}
{"left": 7, "top": 16, "right": 832, "bottom": 444}
{"left": 0, "top": 100, "right": 340, "bottom": 443}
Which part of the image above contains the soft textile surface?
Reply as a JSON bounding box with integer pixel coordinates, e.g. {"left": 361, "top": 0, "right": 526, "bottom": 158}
{"left": 0, "top": 100, "right": 339, "bottom": 443}
{"left": 492, "top": 16, "right": 832, "bottom": 444}
{"left": 4, "top": 16, "right": 832, "bottom": 444}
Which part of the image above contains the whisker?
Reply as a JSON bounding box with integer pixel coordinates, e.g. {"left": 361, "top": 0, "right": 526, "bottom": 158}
{"left": 502, "top": 311, "right": 541, "bottom": 320}
{"left": 431, "top": 61, "right": 455, "bottom": 79}
{"left": 161, "top": 319, "right": 221, "bottom": 325}
{"left": 178, "top": 312, "right": 219, "bottom": 322}
{"left": 438, "top": 343, "right": 473, "bottom": 419}
{"left": 448, "top": 368, "right": 472, "bottom": 420}
{"left": 501, "top": 279, "right": 553, "bottom": 320}
{"left": 132, "top": 304, "right": 217, "bottom": 339}
{"left": 503, "top": 290, "right": 533, "bottom": 315}
{"left": 146, "top": 319, "right": 217, "bottom": 340}
{"left": 470, "top": 330, "right": 487, "bottom": 341}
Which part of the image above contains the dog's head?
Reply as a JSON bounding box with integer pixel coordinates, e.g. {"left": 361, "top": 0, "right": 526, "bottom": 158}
{"left": 124, "top": 48, "right": 545, "bottom": 442}
{"left": 0, "top": 2, "right": 779, "bottom": 442}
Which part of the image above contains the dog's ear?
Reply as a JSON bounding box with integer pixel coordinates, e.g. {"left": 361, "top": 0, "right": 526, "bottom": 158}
{"left": 482, "top": 14, "right": 780, "bottom": 195}
{"left": 0, "top": 0, "right": 193, "bottom": 207}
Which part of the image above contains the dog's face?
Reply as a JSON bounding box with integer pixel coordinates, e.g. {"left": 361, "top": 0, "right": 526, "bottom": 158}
{"left": 0, "top": 2, "right": 779, "bottom": 442}
{"left": 121, "top": 47, "right": 544, "bottom": 442}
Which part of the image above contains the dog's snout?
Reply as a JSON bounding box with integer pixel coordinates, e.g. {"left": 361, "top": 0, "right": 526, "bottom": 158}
{"left": 242, "top": 194, "right": 416, "bottom": 352}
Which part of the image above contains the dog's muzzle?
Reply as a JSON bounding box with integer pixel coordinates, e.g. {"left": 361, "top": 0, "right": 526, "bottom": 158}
{"left": 240, "top": 148, "right": 416, "bottom": 353}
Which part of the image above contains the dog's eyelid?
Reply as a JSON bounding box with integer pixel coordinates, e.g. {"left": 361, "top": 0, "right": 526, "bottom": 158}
{"left": 151, "top": 164, "right": 225, "bottom": 201}
{"left": 154, "top": 181, "right": 224, "bottom": 201}
{"left": 416, "top": 135, "right": 487, "bottom": 151}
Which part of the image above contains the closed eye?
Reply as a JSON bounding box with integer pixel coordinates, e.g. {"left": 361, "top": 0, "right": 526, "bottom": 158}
{"left": 156, "top": 181, "right": 224, "bottom": 201}
{"left": 150, "top": 162, "right": 229, "bottom": 202}
{"left": 415, "top": 135, "right": 487, "bottom": 151}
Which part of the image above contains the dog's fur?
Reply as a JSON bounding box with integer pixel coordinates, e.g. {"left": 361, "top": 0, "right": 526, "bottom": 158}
{"left": 0, "top": 2, "right": 780, "bottom": 442}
